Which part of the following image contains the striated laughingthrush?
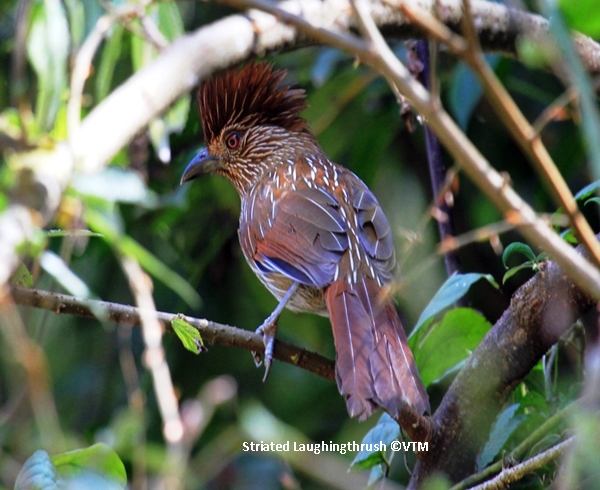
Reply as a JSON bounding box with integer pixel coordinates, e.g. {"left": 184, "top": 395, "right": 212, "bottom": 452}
{"left": 181, "top": 62, "right": 429, "bottom": 420}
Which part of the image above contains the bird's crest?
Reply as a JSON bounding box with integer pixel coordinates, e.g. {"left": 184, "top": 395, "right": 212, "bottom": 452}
{"left": 198, "top": 62, "right": 309, "bottom": 143}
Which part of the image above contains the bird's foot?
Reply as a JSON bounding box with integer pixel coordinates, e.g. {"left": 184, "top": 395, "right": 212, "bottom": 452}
{"left": 252, "top": 317, "right": 278, "bottom": 381}
{"left": 250, "top": 282, "right": 298, "bottom": 381}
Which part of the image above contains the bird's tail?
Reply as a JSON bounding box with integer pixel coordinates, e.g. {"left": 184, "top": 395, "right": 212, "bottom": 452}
{"left": 325, "top": 277, "right": 429, "bottom": 420}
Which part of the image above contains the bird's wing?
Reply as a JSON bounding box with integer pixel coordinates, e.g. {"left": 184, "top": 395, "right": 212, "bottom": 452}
{"left": 240, "top": 180, "right": 349, "bottom": 288}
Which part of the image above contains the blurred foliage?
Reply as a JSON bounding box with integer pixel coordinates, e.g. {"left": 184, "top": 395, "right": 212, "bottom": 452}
{"left": 0, "top": 0, "right": 599, "bottom": 489}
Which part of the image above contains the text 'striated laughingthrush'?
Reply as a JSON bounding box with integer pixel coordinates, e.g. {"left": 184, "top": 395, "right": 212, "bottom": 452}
{"left": 181, "top": 63, "right": 429, "bottom": 419}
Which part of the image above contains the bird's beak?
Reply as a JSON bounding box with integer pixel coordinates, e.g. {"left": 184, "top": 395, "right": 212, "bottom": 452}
{"left": 180, "top": 147, "right": 222, "bottom": 184}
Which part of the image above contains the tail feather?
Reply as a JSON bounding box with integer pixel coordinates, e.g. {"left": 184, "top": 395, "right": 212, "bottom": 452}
{"left": 326, "top": 277, "right": 429, "bottom": 420}
{"left": 326, "top": 281, "right": 377, "bottom": 420}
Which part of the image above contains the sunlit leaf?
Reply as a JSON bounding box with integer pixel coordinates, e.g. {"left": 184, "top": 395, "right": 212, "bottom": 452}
{"left": 559, "top": 0, "right": 600, "bottom": 38}
{"left": 96, "top": 23, "right": 125, "bottom": 102}
{"left": 411, "top": 273, "right": 497, "bottom": 336}
{"left": 14, "top": 444, "right": 126, "bottom": 490}
{"left": 172, "top": 315, "right": 206, "bottom": 354}
{"left": 11, "top": 263, "right": 33, "bottom": 288}
{"left": 51, "top": 443, "right": 126, "bottom": 486}
{"left": 412, "top": 308, "right": 491, "bottom": 386}
{"left": 72, "top": 167, "right": 158, "bottom": 207}
{"left": 27, "top": 0, "right": 69, "bottom": 131}
{"left": 40, "top": 250, "right": 95, "bottom": 298}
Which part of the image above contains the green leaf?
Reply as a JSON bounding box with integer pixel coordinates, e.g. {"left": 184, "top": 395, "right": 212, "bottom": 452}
{"left": 72, "top": 167, "right": 158, "bottom": 207}
{"left": 574, "top": 180, "right": 600, "bottom": 201}
{"left": 411, "top": 273, "right": 496, "bottom": 337}
{"left": 351, "top": 413, "right": 399, "bottom": 470}
{"left": 502, "top": 242, "right": 537, "bottom": 268}
{"left": 502, "top": 263, "right": 535, "bottom": 283}
{"left": 559, "top": 0, "right": 600, "bottom": 38}
{"left": 585, "top": 197, "right": 600, "bottom": 207}
{"left": 14, "top": 444, "right": 126, "bottom": 490}
{"left": 172, "top": 315, "right": 206, "bottom": 354}
{"left": 545, "top": 3, "right": 600, "bottom": 183}
{"left": 26, "top": 0, "right": 69, "bottom": 131}
{"left": 40, "top": 251, "right": 96, "bottom": 298}
{"left": 449, "top": 56, "right": 499, "bottom": 131}
{"left": 96, "top": 23, "right": 125, "bottom": 102}
{"left": 412, "top": 308, "right": 492, "bottom": 387}
{"left": 51, "top": 443, "right": 127, "bottom": 486}
{"left": 11, "top": 263, "right": 34, "bottom": 288}
{"left": 478, "top": 404, "right": 525, "bottom": 468}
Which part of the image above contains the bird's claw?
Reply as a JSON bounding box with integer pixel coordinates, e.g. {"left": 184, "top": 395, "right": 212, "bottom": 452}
{"left": 251, "top": 320, "right": 277, "bottom": 381}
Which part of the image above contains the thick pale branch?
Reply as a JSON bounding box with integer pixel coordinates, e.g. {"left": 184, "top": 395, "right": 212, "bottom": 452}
{"left": 3, "top": 0, "right": 600, "bottom": 290}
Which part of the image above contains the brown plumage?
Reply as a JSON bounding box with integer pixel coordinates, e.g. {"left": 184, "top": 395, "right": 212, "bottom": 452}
{"left": 181, "top": 62, "right": 429, "bottom": 419}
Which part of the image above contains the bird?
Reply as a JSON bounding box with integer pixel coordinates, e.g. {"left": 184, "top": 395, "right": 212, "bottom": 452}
{"left": 181, "top": 62, "right": 429, "bottom": 420}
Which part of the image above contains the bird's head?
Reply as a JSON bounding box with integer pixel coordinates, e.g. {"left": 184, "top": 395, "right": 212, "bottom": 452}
{"left": 181, "top": 62, "right": 313, "bottom": 195}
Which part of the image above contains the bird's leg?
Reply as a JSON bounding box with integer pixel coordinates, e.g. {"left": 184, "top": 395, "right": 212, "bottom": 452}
{"left": 252, "top": 282, "right": 299, "bottom": 381}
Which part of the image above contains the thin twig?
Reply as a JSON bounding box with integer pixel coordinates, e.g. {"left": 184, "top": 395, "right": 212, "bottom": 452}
{"left": 119, "top": 256, "right": 185, "bottom": 490}
{"left": 9, "top": 286, "right": 336, "bottom": 382}
{"left": 0, "top": 287, "right": 65, "bottom": 451}
{"left": 468, "top": 437, "right": 573, "bottom": 490}
{"left": 450, "top": 403, "right": 577, "bottom": 490}
{"left": 67, "top": 15, "right": 114, "bottom": 136}
{"left": 401, "top": 0, "right": 600, "bottom": 269}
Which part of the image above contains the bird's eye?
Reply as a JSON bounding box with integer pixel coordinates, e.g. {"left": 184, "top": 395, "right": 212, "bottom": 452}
{"left": 226, "top": 132, "right": 240, "bottom": 150}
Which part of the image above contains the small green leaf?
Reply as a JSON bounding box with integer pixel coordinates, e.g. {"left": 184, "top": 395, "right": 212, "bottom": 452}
{"left": 502, "top": 242, "right": 537, "bottom": 268}
{"left": 502, "top": 263, "right": 535, "bottom": 283}
{"left": 585, "top": 197, "right": 600, "bottom": 207}
{"left": 412, "top": 308, "right": 491, "bottom": 387}
{"left": 26, "top": 0, "right": 70, "bottom": 131}
{"left": 11, "top": 263, "right": 34, "bottom": 288}
{"left": 351, "top": 413, "right": 398, "bottom": 470}
{"left": 560, "top": 229, "right": 579, "bottom": 244}
{"left": 172, "top": 316, "right": 206, "bottom": 354}
{"left": 51, "top": 443, "right": 127, "bottom": 486}
{"left": 411, "top": 273, "right": 496, "bottom": 336}
{"left": 96, "top": 23, "right": 125, "bottom": 102}
{"left": 14, "top": 444, "right": 126, "bottom": 490}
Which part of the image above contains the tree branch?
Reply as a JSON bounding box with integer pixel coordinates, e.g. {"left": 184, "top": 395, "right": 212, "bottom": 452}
{"left": 409, "top": 241, "right": 597, "bottom": 486}
{"left": 10, "top": 286, "right": 336, "bottom": 382}
{"left": 469, "top": 437, "right": 573, "bottom": 490}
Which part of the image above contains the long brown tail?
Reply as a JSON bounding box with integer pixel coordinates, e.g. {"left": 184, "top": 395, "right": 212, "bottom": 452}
{"left": 326, "top": 277, "right": 429, "bottom": 420}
